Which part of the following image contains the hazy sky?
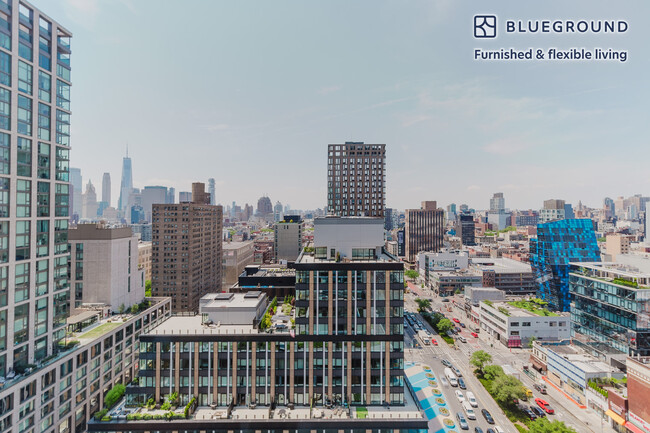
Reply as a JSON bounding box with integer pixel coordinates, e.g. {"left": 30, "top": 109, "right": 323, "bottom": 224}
{"left": 35, "top": 0, "right": 649, "bottom": 211}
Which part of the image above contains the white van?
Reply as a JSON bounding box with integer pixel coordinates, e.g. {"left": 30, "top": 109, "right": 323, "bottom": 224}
{"left": 444, "top": 367, "right": 458, "bottom": 387}
{"left": 466, "top": 391, "right": 478, "bottom": 408}
{"left": 494, "top": 427, "right": 505, "bottom": 433}
{"left": 462, "top": 401, "right": 476, "bottom": 420}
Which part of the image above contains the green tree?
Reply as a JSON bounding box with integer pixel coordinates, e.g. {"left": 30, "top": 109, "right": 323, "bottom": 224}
{"left": 145, "top": 280, "right": 152, "bottom": 297}
{"left": 527, "top": 418, "right": 577, "bottom": 433}
{"left": 415, "top": 298, "right": 432, "bottom": 313}
{"left": 118, "top": 304, "right": 125, "bottom": 314}
{"left": 437, "top": 318, "right": 454, "bottom": 334}
{"left": 528, "top": 336, "right": 538, "bottom": 348}
{"left": 483, "top": 364, "right": 504, "bottom": 381}
{"left": 130, "top": 303, "right": 140, "bottom": 314}
{"left": 470, "top": 350, "right": 492, "bottom": 374}
{"left": 405, "top": 270, "right": 419, "bottom": 280}
{"left": 491, "top": 374, "right": 527, "bottom": 405}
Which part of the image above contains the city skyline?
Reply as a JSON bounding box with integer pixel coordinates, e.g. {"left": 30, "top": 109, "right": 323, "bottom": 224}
{"left": 33, "top": 0, "right": 650, "bottom": 211}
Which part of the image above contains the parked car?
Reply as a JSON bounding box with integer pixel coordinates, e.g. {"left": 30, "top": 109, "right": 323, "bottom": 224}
{"left": 455, "top": 390, "right": 465, "bottom": 402}
{"left": 471, "top": 332, "right": 478, "bottom": 338}
{"left": 530, "top": 406, "right": 546, "bottom": 417}
{"left": 482, "top": 409, "right": 495, "bottom": 424}
{"left": 453, "top": 366, "right": 463, "bottom": 377}
{"left": 458, "top": 336, "right": 467, "bottom": 343}
{"left": 534, "top": 383, "right": 548, "bottom": 394}
{"left": 452, "top": 318, "right": 460, "bottom": 323}
{"left": 486, "top": 429, "right": 496, "bottom": 433}
{"left": 460, "top": 322, "right": 466, "bottom": 328}
{"left": 456, "top": 412, "right": 469, "bottom": 430}
{"left": 523, "top": 408, "right": 537, "bottom": 420}
{"left": 535, "top": 398, "right": 555, "bottom": 414}
{"left": 493, "top": 427, "right": 505, "bottom": 433}
{"left": 442, "top": 298, "right": 450, "bottom": 302}
{"left": 474, "top": 428, "right": 484, "bottom": 433}
{"left": 431, "top": 338, "right": 438, "bottom": 345}
{"left": 441, "top": 359, "right": 452, "bottom": 367}
{"left": 458, "top": 377, "right": 466, "bottom": 390}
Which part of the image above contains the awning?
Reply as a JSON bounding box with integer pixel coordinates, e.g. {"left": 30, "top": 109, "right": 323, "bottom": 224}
{"left": 605, "top": 409, "right": 626, "bottom": 426}
{"left": 66, "top": 310, "right": 100, "bottom": 325}
{"left": 625, "top": 421, "right": 647, "bottom": 433}
{"left": 508, "top": 336, "right": 522, "bottom": 348}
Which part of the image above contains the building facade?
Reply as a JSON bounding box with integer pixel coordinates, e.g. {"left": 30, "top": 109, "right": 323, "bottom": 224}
{"left": 118, "top": 151, "right": 133, "bottom": 215}
{"left": 327, "top": 142, "right": 386, "bottom": 218}
{"left": 138, "top": 241, "right": 152, "bottom": 281}
{"left": 470, "top": 258, "right": 536, "bottom": 294}
{"left": 530, "top": 219, "right": 601, "bottom": 312}
{"left": 457, "top": 212, "right": 475, "bottom": 246}
{"left": 569, "top": 262, "right": 650, "bottom": 359}
{"left": 404, "top": 201, "right": 444, "bottom": 263}
{"left": 222, "top": 240, "right": 255, "bottom": 288}
{"left": 274, "top": 215, "right": 303, "bottom": 262}
{"left": 151, "top": 182, "right": 223, "bottom": 312}
{"left": 539, "top": 199, "right": 566, "bottom": 223}
{"left": 69, "top": 223, "right": 145, "bottom": 311}
{"left": 101, "top": 172, "right": 111, "bottom": 207}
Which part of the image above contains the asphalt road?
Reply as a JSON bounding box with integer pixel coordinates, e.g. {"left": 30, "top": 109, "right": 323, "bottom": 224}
{"left": 404, "top": 288, "right": 616, "bottom": 433}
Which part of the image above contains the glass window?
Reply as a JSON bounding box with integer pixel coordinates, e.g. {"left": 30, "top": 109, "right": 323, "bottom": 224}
{"left": 17, "top": 61, "right": 32, "bottom": 95}
{"left": 0, "top": 51, "right": 9, "bottom": 86}
{"left": 55, "top": 147, "right": 68, "bottom": 181}
{"left": 14, "top": 304, "right": 29, "bottom": 346}
{"left": 36, "top": 220, "right": 48, "bottom": 258}
{"left": 55, "top": 110, "right": 69, "bottom": 146}
{"left": 56, "top": 80, "right": 69, "bottom": 110}
{"left": 0, "top": 132, "right": 8, "bottom": 174}
{"left": 36, "top": 258, "right": 48, "bottom": 296}
{"left": 16, "top": 220, "right": 30, "bottom": 261}
{"left": 38, "top": 103, "right": 49, "bottom": 141}
{"left": 16, "top": 179, "right": 30, "bottom": 218}
{"left": 0, "top": 178, "right": 7, "bottom": 218}
{"left": 18, "top": 42, "right": 31, "bottom": 61}
{"left": 54, "top": 219, "right": 68, "bottom": 254}
{"left": 56, "top": 62, "right": 70, "bottom": 81}
{"left": 17, "top": 95, "right": 32, "bottom": 136}
{"left": 15, "top": 262, "right": 29, "bottom": 302}
{"left": 16, "top": 137, "right": 31, "bottom": 176}
{"left": 55, "top": 183, "right": 68, "bottom": 217}
{"left": 37, "top": 142, "right": 49, "bottom": 179}
{"left": 37, "top": 182, "right": 49, "bottom": 217}
{"left": 0, "top": 222, "right": 7, "bottom": 263}
{"left": 0, "top": 88, "right": 9, "bottom": 131}
{"left": 38, "top": 71, "right": 51, "bottom": 103}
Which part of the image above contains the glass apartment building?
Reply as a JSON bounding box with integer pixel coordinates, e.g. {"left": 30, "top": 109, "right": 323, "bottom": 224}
{"left": 570, "top": 262, "right": 650, "bottom": 359}
{"left": 530, "top": 219, "right": 600, "bottom": 312}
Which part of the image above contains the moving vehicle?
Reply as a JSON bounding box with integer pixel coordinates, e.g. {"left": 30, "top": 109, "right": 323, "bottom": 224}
{"left": 440, "top": 377, "right": 449, "bottom": 387}
{"left": 431, "top": 338, "right": 438, "bottom": 345}
{"left": 445, "top": 368, "right": 459, "bottom": 387}
{"left": 524, "top": 387, "right": 534, "bottom": 399}
{"left": 455, "top": 390, "right": 465, "bottom": 402}
{"left": 453, "top": 318, "right": 460, "bottom": 323}
{"left": 458, "top": 377, "right": 466, "bottom": 389}
{"left": 535, "top": 398, "right": 555, "bottom": 414}
{"left": 534, "top": 383, "right": 547, "bottom": 394}
{"left": 460, "top": 322, "right": 466, "bottom": 328}
{"left": 494, "top": 427, "right": 505, "bottom": 433}
{"left": 441, "top": 359, "right": 452, "bottom": 367}
{"left": 466, "top": 391, "right": 478, "bottom": 408}
{"left": 474, "top": 428, "right": 484, "bottom": 433}
{"left": 462, "top": 401, "right": 477, "bottom": 420}
{"left": 456, "top": 412, "right": 469, "bottom": 430}
{"left": 482, "top": 409, "right": 495, "bottom": 424}
{"left": 471, "top": 332, "right": 479, "bottom": 338}
{"left": 523, "top": 407, "right": 537, "bottom": 420}
{"left": 418, "top": 330, "right": 431, "bottom": 345}
{"left": 486, "top": 429, "right": 496, "bottom": 433}
{"left": 442, "top": 298, "right": 450, "bottom": 302}
{"left": 458, "top": 335, "right": 467, "bottom": 343}
{"left": 453, "top": 366, "right": 463, "bottom": 377}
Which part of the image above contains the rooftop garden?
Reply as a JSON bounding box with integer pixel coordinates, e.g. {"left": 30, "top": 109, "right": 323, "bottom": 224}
{"left": 613, "top": 278, "right": 638, "bottom": 288}
{"left": 507, "top": 299, "right": 559, "bottom": 317}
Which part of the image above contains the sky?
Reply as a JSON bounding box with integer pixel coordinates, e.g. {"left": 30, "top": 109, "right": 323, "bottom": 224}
{"left": 34, "top": 0, "right": 650, "bottom": 211}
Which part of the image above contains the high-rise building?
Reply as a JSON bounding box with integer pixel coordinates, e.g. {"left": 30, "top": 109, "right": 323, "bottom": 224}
{"left": 69, "top": 224, "right": 145, "bottom": 310}
{"left": 118, "top": 148, "right": 133, "bottom": 214}
{"left": 178, "top": 191, "right": 192, "bottom": 202}
{"left": 208, "top": 177, "right": 216, "bottom": 205}
{"left": 457, "top": 212, "right": 476, "bottom": 246}
{"left": 404, "top": 201, "right": 444, "bottom": 262}
{"left": 490, "top": 192, "right": 505, "bottom": 212}
{"left": 256, "top": 195, "right": 273, "bottom": 217}
{"left": 569, "top": 262, "right": 650, "bottom": 359}
{"left": 530, "top": 219, "right": 601, "bottom": 312}
{"left": 82, "top": 179, "right": 98, "bottom": 219}
{"left": 166, "top": 186, "right": 175, "bottom": 204}
{"left": 141, "top": 185, "right": 168, "bottom": 222}
{"left": 384, "top": 207, "right": 394, "bottom": 231}
{"left": 274, "top": 215, "right": 303, "bottom": 262}
{"left": 273, "top": 200, "right": 283, "bottom": 222}
{"left": 70, "top": 166, "right": 82, "bottom": 216}
{"left": 539, "top": 199, "right": 566, "bottom": 223}
{"left": 102, "top": 172, "right": 111, "bottom": 206}
{"left": 152, "top": 183, "right": 222, "bottom": 312}
{"left": 327, "top": 142, "right": 386, "bottom": 217}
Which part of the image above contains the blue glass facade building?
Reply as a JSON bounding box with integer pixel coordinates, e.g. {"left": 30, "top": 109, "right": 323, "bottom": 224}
{"left": 529, "top": 219, "right": 600, "bottom": 312}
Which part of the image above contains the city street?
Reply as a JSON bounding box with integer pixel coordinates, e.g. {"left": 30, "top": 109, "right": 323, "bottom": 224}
{"left": 404, "top": 287, "right": 616, "bottom": 433}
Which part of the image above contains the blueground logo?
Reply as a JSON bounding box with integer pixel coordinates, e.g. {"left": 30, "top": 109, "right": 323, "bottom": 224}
{"left": 474, "top": 15, "right": 497, "bottom": 38}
